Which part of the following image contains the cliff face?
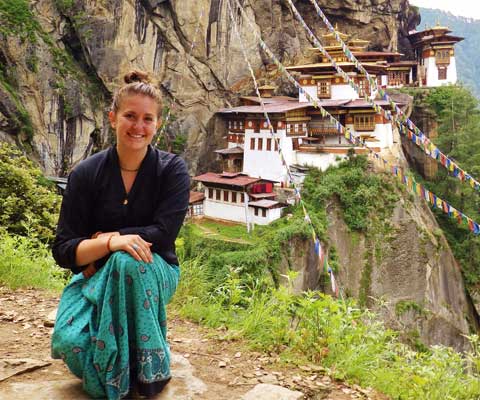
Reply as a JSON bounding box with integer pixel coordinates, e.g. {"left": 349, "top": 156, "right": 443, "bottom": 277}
{"left": 0, "top": 0, "right": 418, "bottom": 175}
{"left": 326, "top": 187, "right": 479, "bottom": 351}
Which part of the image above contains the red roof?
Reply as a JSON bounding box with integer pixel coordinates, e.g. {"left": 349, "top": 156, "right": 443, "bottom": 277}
{"left": 240, "top": 96, "right": 297, "bottom": 104}
{"left": 189, "top": 191, "right": 205, "bottom": 204}
{"left": 248, "top": 199, "right": 285, "bottom": 209}
{"left": 388, "top": 61, "right": 417, "bottom": 66}
{"left": 219, "top": 101, "right": 311, "bottom": 114}
{"left": 193, "top": 172, "right": 261, "bottom": 188}
{"left": 353, "top": 51, "right": 402, "bottom": 57}
{"left": 342, "top": 99, "right": 406, "bottom": 108}
{"left": 214, "top": 146, "right": 244, "bottom": 155}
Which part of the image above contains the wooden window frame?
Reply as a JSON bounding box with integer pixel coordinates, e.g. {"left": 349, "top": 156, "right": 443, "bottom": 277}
{"left": 240, "top": 193, "right": 245, "bottom": 203}
{"left": 254, "top": 207, "right": 259, "bottom": 216}
{"left": 258, "top": 138, "right": 263, "bottom": 151}
{"left": 317, "top": 80, "right": 331, "bottom": 98}
{"left": 266, "top": 138, "right": 272, "bottom": 151}
{"left": 232, "top": 191, "right": 237, "bottom": 203}
{"left": 354, "top": 114, "right": 375, "bottom": 132}
{"left": 215, "top": 189, "right": 221, "bottom": 201}
{"left": 435, "top": 49, "right": 450, "bottom": 65}
{"left": 438, "top": 67, "right": 447, "bottom": 80}
{"left": 261, "top": 209, "right": 267, "bottom": 218}
{"left": 208, "top": 188, "right": 213, "bottom": 199}
{"left": 223, "top": 190, "right": 229, "bottom": 202}
{"left": 250, "top": 137, "right": 255, "bottom": 150}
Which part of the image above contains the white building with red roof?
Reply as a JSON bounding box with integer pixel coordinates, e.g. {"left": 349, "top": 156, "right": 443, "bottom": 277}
{"left": 193, "top": 172, "right": 285, "bottom": 225}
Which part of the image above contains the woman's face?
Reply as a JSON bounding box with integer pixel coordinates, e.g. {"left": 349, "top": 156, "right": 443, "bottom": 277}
{"left": 109, "top": 94, "right": 161, "bottom": 153}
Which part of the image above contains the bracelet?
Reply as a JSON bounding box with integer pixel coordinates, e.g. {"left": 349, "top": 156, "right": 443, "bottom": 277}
{"left": 106, "top": 234, "right": 114, "bottom": 252}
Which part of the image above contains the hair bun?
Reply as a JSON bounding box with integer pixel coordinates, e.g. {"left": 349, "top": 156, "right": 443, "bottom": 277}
{"left": 124, "top": 70, "right": 151, "bottom": 84}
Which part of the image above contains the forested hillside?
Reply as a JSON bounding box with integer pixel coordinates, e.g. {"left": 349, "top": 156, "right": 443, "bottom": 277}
{"left": 418, "top": 7, "right": 480, "bottom": 98}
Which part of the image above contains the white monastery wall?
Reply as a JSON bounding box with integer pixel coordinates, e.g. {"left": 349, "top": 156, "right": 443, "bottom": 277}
{"left": 204, "top": 195, "right": 247, "bottom": 223}
{"left": 346, "top": 123, "right": 393, "bottom": 149}
{"left": 299, "top": 85, "right": 317, "bottom": 103}
{"left": 331, "top": 84, "right": 359, "bottom": 100}
{"left": 323, "top": 135, "right": 350, "bottom": 145}
{"left": 243, "top": 129, "right": 291, "bottom": 182}
{"left": 249, "top": 207, "right": 283, "bottom": 225}
{"left": 424, "top": 56, "right": 458, "bottom": 87}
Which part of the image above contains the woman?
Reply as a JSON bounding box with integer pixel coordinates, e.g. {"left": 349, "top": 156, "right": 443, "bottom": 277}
{"left": 51, "top": 70, "right": 190, "bottom": 399}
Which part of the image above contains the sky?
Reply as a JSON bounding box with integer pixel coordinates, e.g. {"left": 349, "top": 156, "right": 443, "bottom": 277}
{"left": 409, "top": 0, "right": 480, "bottom": 20}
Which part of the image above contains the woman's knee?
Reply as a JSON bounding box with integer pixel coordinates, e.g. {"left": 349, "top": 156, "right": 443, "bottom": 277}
{"left": 106, "top": 251, "right": 148, "bottom": 276}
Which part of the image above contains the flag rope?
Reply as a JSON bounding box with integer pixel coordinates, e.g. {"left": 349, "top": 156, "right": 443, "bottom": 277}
{"left": 308, "top": 0, "right": 480, "bottom": 192}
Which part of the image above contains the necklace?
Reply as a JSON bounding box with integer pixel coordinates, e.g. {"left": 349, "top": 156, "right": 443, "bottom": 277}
{"left": 120, "top": 166, "right": 139, "bottom": 172}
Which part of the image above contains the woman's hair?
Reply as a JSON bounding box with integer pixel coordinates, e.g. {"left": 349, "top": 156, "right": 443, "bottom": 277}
{"left": 111, "top": 70, "right": 163, "bottom": 117}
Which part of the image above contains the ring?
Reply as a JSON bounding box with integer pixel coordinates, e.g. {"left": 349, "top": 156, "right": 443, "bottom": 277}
{"left": 132, "top": 244, "right": 139, "bottom": 251}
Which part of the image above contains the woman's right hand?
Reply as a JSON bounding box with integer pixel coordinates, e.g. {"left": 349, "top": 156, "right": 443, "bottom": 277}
{"left": 109, "top": 234, "right": 153, "bottom": 264}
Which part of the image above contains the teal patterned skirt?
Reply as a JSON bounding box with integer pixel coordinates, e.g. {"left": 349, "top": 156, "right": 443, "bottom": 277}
{"left": 51, "top": 251, "right": 180, "bottom": 399}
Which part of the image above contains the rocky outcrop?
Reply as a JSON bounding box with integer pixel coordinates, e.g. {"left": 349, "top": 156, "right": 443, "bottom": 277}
{"left": 326, "top": 186, "right": 480, "bottom": 351}
{"left": 0, "top": 0, "right": 417, "bottom": 175}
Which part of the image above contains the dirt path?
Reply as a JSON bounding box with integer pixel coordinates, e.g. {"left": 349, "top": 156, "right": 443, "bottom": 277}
{"left": 0, "top": 287, "right": 386, "bottom": 400}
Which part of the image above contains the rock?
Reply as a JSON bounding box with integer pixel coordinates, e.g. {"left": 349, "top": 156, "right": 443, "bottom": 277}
{"left": 156, "top": 353, "right": 207, "bottom": 399}
{"left": 44, "top": 309, "right": 57, "bottom": 328}
{"left": 0, "top": 353, "right": 207, "bottom": 399}
{"left": 242, "top": 383, "right": 303, "bottom": 400}
{"left": 258, "top": 374, "right": 278, "bottom": 384}
{"left": 0, "top": 359, "right": 51, "bottom": 382}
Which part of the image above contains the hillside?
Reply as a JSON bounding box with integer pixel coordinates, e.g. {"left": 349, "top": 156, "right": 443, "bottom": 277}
{"left": 417, "top": 7, "right": 480, "bottom": 98}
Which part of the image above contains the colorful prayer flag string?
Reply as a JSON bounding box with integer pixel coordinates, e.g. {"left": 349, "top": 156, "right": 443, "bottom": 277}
{"left": 308, "top": 0, "right": 480, "bottom": 192}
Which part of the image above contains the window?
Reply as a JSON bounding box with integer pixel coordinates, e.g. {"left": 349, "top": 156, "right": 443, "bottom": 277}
{"left": 223, "top": 190, "right": 229, "bottom": 202}
{"left": 354, "top": 114, "right": 375, "bottom": 131}
{"left": 193, "top": 203, "right": 203, "bottom": 216}
{"left": 436, "top": 49, "right": 450, "bottom": 64}
{"left": 266, "top": 138, "right": 272, "bottom": 151}
{"left": 216, "top": 190, "right": 221, "bottom": 200}
{"left": 208, "top": 188, "right": 213, "bottom": 199}
{"left": 258, "top": 138, "right": 263, "bottom": 150}
{"left": 274, "top": 140, "right": 278, "bottom": 151}
{"left": 240, "top": 193, "right": 245, "bottom": 203}
{"left": 232, "top": 191, "right": 237, "bottom": 203}
{"left": 250, "top": 138, "right": 255, "bottom": 150}
{"left": 438, "top": 67, "right": 447, "bottom": 80}
{"left": 317, "top": 80, "right": 331, "bottom": 98}
{"left": 254, "top": 207, "right": 259, "bottom": 216}
{"left": 262, "top": 209, "right": 267, "bottom": 217}
{"left": 358, "top": 79, "right": 369, "bottom": 97}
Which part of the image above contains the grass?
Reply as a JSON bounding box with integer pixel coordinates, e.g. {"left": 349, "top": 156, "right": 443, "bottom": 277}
{"left": 171, "top": 253, "right": 480, "bottom": 400}
{"left": 0, "top": 233, "right": 68, "bottom": 291}
{"left": 191, "top": 218, "right": 254, "bottom": 243}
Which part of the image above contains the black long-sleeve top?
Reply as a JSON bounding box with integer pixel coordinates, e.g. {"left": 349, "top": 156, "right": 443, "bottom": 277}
{"left": 52, "top": 145, "right": 190, "bottom": 274}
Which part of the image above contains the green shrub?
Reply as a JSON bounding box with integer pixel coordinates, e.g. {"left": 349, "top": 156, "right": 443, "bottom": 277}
{"left": 0, "top": 143, "right": 60, "bottom": 242}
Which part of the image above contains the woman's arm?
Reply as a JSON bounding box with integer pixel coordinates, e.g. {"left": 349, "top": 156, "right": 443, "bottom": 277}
{"left": 76, "top": 232, "right": 153, "bottom": 267}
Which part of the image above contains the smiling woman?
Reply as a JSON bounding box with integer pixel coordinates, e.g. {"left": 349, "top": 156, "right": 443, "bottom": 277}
{"left": 50, "top": 71, "right": 190, "bottom": 399}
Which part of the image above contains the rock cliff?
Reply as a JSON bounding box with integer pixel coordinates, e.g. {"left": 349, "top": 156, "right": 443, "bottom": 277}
{"left": 326, "top": 176, "right": 480, "bottom": 351}
{"left": 0, "top": 0, "right": 418, "bottom": 175}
